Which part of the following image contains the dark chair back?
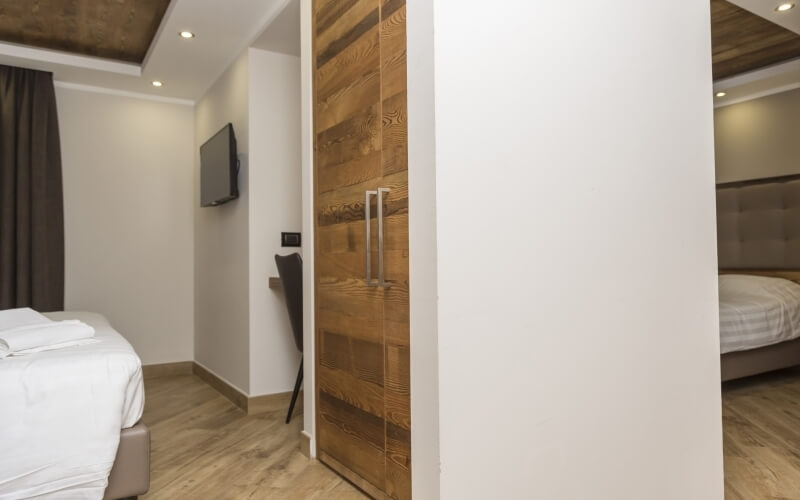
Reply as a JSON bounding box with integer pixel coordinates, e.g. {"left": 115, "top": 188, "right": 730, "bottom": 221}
{"left": 275, "top": 253, "right": 303, "bottom": 353}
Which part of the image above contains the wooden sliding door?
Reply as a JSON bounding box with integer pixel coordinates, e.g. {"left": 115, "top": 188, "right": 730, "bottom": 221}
{"left": 313, "top": 0, "right": 410, "bottom": 498}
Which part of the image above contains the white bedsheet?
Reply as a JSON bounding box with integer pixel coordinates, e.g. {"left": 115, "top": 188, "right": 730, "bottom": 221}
{"left": 0, "top": 312, "right": 144, "bottom": 500}
{"left": 719, "top": 274, "right": 800, "bottom": 354}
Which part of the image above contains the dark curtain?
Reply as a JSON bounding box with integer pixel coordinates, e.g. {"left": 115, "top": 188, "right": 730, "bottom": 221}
{"left": 0, "top": 65, "right": 64, "bottom": 311}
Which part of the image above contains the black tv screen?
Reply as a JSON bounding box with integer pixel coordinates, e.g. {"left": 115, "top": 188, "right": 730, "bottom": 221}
{"left": 200, "top": 123, "right": 238, "bottom": 207}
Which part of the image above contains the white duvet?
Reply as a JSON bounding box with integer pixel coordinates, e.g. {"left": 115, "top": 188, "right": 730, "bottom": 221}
{"left": 719, "top": 274, "right": 800, "bottom": 354}
{"left": 0, "top": 312, "right": 144, "bottom": 500}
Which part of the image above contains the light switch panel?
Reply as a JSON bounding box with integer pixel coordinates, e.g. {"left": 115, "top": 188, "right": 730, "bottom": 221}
{"left": 281, "top": 232, "right": 301, "bottom": 247}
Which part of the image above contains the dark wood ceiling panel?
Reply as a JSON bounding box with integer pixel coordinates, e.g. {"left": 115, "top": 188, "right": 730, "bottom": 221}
{"left": 0, "top": 0, "right": 171, "bottom": 64}
{"left": 711, "top": 0, "right": 800, "bottom": 80}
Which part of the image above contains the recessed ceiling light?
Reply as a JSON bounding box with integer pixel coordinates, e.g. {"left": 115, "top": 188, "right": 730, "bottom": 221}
{"left": 152, "top": 81, "right": 163, "bottom": 87}
{"left": 776, "top": 2, "right": 795, "bottom": 11}
{"left": 715, "top": 91, "right": 727, "bottom": 98}
{"left": 179, "top": 31, "right": 195, "bottom": 39}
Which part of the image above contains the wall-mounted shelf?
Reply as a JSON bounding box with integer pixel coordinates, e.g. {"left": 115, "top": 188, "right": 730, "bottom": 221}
{"left": 268, "top": 277, "right": 282, "bottom": 289}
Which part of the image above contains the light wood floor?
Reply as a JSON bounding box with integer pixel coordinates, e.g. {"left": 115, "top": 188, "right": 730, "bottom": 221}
{"left": 141, "top": 374, "right": 366, "bottom": 499}
{"left": 724, "top": 367, "right": 800, "bottom": 499}
{"left": 145, "top": 368, "right": 800, "bottom": 498}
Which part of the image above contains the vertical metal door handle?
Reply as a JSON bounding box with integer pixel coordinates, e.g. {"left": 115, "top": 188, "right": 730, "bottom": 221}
{"left": 377, "top": 187, "right": 391, "bottom": 288}
{"left": 365, "top": 190, "right": 378, "bottom": 287}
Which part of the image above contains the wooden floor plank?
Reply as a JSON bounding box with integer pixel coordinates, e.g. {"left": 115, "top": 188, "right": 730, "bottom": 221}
{"left": 141, "top": 375, "right": 366, "bottom": 499}
{"left": 142, "top": 366, "right": 800, "bottom": 499}
{"left": 723, "top": 367, "right": 800, "bottom": 499}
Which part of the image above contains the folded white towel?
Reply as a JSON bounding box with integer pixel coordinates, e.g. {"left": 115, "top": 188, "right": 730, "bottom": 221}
{"left": 7, "top": 337, "right": 100, "bottom": 356}
{"left": 0, "top": 307, "right": 52, "bottom": 331}
{"left": 0, "top": 308, "right": 96, "bottom": 358}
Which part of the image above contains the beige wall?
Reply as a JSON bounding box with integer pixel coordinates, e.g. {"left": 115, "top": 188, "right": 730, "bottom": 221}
{"left": 194, "top": 47, "right": 302, "bottom": 396}
{"left": 194, "top": 51, "right": 251, "bottom": 393}
{"left": 715, "top": 87, "right": 800, "bottom": 183}
{"left": 247, "top": 48, "right": 302, "bottom": 396}
{"left": 57, "top": 85, "right": 195, "bottom": 365}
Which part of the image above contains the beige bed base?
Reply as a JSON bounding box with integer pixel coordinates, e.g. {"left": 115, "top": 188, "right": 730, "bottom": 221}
{"left": 103, "top": 422, "right": 150, "bottom": 500}
{"left": 721, "top": 337, "right": 800, "bottom": 382}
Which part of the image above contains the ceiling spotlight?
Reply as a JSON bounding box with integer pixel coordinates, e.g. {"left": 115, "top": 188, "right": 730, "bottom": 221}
{"left": 715, "top": 91, "right": 727, "bottom": 98}
{"left": 776, "top": 2, "right": 795, "bottom": 11}
{"left": 179, "top": 31, "right": 195, "bottom": 39}
{"left": 152, "top": 81, "right": 163, "bottom": 87}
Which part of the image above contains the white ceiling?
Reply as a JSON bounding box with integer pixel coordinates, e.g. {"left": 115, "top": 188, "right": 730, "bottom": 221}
{"left": 715, "top": 0, "right": 800, "bottom": 107}
{"left": 0, "top": 0, "right": 297, "bottom": 103}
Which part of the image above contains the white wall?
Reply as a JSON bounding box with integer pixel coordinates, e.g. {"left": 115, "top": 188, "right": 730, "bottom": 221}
{"left": 247, "top": 48, "right": 302, "bottom": 396}
{"left": 714, "top": 87, "right": 800, "bottom": 183}
{"left": 194, "top": 46, "right": 302, "bottom": 396}
{"left": 299, "top": 0, "right": 316, "bottom": 448}
{"left": 194, "top": 52, "right": 251, "bottom": 393}
{"left": 58, "top": 26, "right": 302, "bottom": 397}
{"left": 407, "top": 0, "right": 440, "bottom": 497}
{"left": 57, "top": 85, "right": 195, "bottom": 365}
{"left": 431, "top": 1, "right": 723, "bottom": 499}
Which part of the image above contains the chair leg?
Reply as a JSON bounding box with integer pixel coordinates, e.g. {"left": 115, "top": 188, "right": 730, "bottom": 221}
{"left": 286, "top": 357, "right": 303, "bottom": 424}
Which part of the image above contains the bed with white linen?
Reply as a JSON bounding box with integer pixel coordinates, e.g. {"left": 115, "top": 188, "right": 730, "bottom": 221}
{"left": 718, "top": 273, "right": 800, "bottom": 381}
{"left": 0, "top": 312, "right": 145, "bottom": 499}
{"left": 719, "top": 274, "right": 800, "bottom": 354}
{"left": 716, "top": 175, "right": 800, "bottom": 381}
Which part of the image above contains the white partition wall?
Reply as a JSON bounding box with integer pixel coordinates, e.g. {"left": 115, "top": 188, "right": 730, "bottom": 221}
{"left": 427, "top": 1, "right": 723, "bottom": 498}
{"left": 407, "top": 0, "right": 440, "bottom": 497}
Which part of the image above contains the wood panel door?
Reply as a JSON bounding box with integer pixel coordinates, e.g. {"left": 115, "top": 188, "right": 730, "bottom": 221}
{"left": 313, "top": 0, "right": 410, "bottom": 498}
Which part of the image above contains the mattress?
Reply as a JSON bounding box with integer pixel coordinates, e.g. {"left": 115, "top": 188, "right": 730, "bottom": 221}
{"left": 0, "top": 312, "right": 144, "bottom": 500}
{"left": 719, "top": 275, "right": 800, "bottom": 354}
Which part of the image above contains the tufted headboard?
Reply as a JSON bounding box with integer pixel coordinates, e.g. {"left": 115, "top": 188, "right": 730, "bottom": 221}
{"left": 717, "top": 175, "right": 800, "bottom": 269}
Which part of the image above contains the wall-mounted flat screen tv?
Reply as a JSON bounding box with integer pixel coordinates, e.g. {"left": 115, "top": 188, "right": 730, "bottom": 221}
{"left": 200, "top": 123, "right": 238, "bottom": 207}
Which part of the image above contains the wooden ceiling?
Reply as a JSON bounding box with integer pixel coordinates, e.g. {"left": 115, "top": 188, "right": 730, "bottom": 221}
{"left": 0, "top": 0, "right": 797, "bottom": 79}
{"left": 0, "top": 0, "right": 171, "bottom": 64}
{"left": 711, "top": 0, "right": 800, "bottom": 80}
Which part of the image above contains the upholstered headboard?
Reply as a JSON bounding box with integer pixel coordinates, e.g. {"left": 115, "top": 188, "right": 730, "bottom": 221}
{"left": 717, "top": 175, "right": 800, "bottom": 269}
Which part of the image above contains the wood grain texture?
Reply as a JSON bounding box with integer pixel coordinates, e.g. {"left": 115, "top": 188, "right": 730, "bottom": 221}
{"left": 723, "top": 368, "right": 800, "bottom": 499}
{"left": 141, "top": 374, "right": 366, "bottom": 499}
{"left": 319, "top": 451, "right": 390, "bottom": 500}
{"left": 269, "top": 276, "right": 283, "bottom": 289}
{"left": 379, "top": 6, "right": 410, "bottom": 496}
{"left": 711, "top": 0, "right": 800, "bottom": 80}
{"left": 316, "top": 0, "right": 378, "bottom": 69}
{"left": 317, "top": 104, "right": 382, "bottom": 195}
{"left": 314, "top": 0, "right": 410, "bottom": 497}
{"left": 0, "top": 0, "right": 170, "bottom": 63}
